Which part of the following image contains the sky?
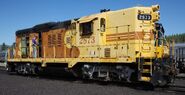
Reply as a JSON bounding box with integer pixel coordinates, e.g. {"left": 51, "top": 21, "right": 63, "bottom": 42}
{"left": 0, "top": 0, "right": 185, "bottom": 45}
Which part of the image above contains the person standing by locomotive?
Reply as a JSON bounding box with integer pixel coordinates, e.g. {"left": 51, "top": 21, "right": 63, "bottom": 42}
{"left": 32, "top": 35, "right": 38, "bottom": 58}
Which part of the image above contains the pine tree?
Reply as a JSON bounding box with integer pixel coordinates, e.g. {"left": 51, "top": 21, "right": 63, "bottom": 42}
{"left": 1, "top": 43, "right": 7, "bottom": 51}
{"left": 166, "top": 33, "right": 185, "bottom": 43}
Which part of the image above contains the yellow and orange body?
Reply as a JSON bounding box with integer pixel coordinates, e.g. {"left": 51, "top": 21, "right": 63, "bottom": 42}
{"left": 7, "top": 5, "right": 174, "bottom": 85}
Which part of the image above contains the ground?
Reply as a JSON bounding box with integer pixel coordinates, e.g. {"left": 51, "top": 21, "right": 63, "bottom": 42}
{"left": 0, "top": 68, "right": 185, "bottom": 95}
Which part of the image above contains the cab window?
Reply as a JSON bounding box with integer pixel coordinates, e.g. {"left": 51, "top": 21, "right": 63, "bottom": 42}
{"left": 100, "top": 18, "right": 106, "bottom": 32}
{"left": 80, "top": 21, "right": 93, "bottom": 36}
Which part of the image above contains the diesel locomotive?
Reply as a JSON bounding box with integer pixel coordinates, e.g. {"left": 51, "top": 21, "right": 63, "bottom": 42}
{"left": 7, "top": 5, "right": 176, "bottom": 86}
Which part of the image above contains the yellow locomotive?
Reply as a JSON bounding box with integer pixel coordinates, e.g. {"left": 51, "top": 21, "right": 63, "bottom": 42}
{"left": 7, "top": 5, "right": 175, "bottom": 86}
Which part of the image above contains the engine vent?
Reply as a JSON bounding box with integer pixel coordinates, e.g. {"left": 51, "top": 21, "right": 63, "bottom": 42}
{"left": 104, "top": 48, "right": 110, "bottom": 57}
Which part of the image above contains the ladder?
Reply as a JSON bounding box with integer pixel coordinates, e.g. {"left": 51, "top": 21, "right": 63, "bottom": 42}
{"left": 140, "top": 58, "right": 153, "bottom": 82}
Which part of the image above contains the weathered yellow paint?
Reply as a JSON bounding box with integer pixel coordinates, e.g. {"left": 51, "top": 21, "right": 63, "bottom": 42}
{"left": 8, "top": 5, "right": 169, "bottom": 83}
{"left": 9, "top": 4, "right": 165, "bottom": 67}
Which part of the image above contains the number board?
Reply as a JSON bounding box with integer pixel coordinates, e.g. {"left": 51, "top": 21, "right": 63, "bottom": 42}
{"left": 138, "top": 14, "right": 152, "bottom": 20}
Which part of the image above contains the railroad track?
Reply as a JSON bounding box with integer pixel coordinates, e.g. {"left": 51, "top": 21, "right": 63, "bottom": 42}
{"left": 0, "top": 68, "right": 185, "bottom": 95}
{"left": 175, "top": 73, "right": 185, "bottom": 80}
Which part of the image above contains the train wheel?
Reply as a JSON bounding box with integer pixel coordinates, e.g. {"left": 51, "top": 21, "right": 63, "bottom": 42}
{"left": 6, "top": 63, "right": 15, "bottom": 74}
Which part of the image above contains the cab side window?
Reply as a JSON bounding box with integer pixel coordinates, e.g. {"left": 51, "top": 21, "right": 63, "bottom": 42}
{"left": 100, "top": 18, "right": 106, "bottom": 32}
{"left": 80, "top": 21, "right": 93, "bottom": 36}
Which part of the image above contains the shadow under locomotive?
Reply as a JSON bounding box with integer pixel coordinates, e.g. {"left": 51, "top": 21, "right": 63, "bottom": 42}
{"left": 4, "top": 64, "right": 184, "bottom": 93}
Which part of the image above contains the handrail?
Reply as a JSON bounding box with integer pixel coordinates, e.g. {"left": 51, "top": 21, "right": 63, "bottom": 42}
{"left": 106, "top": 24, "right": 131, "bottom": 29}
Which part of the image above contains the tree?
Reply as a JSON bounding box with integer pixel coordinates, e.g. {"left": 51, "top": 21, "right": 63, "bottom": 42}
{"left": 166, "top": 33, "right": 185, "bottom": 43}
{"left": 1, "top": 42, "right": 8, "bottom": 51}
